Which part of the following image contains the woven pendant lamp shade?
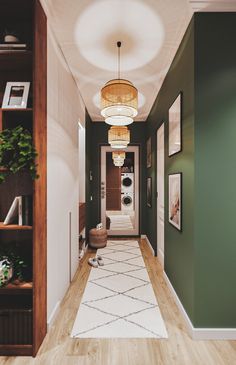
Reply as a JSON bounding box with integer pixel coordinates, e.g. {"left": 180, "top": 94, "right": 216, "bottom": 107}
{"left": 112, "top": 151, "right": 126, "bottom": 160}
{"left": 108, "top": 126, "right": 130, "bottom": 149}
{"left": 101, "top": 79, "right": 138, "bottom": 125}
{"left": 114, "top": 159, "right": 124, "bottom": 167}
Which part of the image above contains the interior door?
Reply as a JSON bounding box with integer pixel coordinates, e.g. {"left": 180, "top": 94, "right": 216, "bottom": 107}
{"left": 101, "top": 146, "right": 139, "bottom": 236}
{"left": 157, "top": 123, "right": 165, "bottom": 268}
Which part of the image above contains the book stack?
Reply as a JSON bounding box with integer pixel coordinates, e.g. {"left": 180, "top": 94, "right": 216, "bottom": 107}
{"left": 3, "top": 196, "right": 32, "bottom": 226}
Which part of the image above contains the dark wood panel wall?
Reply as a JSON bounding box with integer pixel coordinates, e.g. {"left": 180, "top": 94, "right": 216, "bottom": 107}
{"left": 79, "top": 203, "right": 86, "bottom": 233}
{"left": 106, "top": 153, "right": 121, "bottom": 211}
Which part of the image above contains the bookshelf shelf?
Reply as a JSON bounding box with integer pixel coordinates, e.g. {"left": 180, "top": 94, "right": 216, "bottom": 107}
{"left": 0, "top": 222, "right": 32, "bottom": 230}
{"left": 0, "top": 282, "right": 33, "bottom": 295}
{"left": 1, "top": 108, "right": 33, "bottom": 112}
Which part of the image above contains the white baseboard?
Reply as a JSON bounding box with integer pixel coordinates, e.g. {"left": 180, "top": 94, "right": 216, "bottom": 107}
{"left": 157, "top": 249, "right": 164, "bottom": 269}
{"left": 47, "top": 300, "right": 61, "bottom": 330}
{"left": 163, "top": 272, "right": 236, "bottom": 340}
{"left": 141, "top": 235, "right": 155, "bottom": 256}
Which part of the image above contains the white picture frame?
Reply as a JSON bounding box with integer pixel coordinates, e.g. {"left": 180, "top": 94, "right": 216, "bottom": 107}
{"left": 168, "top": 93, "right": 182, "bottom": 156}
{"left": 2, "top": 82, "right": 30, "bottom": 109}
{"left": 168, "top": 173, "right": 182, "bottom": 231}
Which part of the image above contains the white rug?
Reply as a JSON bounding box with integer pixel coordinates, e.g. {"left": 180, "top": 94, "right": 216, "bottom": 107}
{"left": 71, "top": 240, "right": 168, "bottom": 338}
{"left": 109, "top": 215, "right": 133, "bottom": 230}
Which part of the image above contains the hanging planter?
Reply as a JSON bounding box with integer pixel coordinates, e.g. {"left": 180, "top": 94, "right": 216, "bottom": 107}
{"left": 0, "top": 125, "right": 39, "bottom": 184}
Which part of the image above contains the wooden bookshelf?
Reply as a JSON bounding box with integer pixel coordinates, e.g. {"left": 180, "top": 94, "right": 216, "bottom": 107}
{"left": 0, "top": 0, "right": 47, "bottom": 357}
{"left": 0, "top": 222, "right": 32, "bottom": 230}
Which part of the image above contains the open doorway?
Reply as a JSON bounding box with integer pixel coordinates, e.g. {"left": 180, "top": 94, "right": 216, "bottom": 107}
{"left": 100, "top": 145, "right": 139, "bottom": 236}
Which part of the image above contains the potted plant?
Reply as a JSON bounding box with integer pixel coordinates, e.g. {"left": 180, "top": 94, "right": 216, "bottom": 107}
{"left": 0, "top": 245, "right": 29, "bottom": 287}
{"left": 0, "top": 125, "right": 38, "bottom": 184}
{"left": 0, "top": 257, "right": 13, "bottom": 287}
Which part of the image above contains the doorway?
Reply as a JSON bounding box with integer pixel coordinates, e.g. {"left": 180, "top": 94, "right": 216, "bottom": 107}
{"left": 101, "top": 145, "right": 139, "bottom": 236}
{"left": 157, "top": 123, "right": 165, "bottom": 268}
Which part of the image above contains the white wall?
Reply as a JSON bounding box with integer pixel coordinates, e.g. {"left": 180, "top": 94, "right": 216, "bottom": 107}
{"left": 78, "top": 124, "right": 86, "bottom": 203}
{"left": 47, "top": 26, "right": 85, "bottom": 325}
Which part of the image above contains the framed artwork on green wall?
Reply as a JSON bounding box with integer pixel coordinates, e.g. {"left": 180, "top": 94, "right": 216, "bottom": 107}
{"left": 147, "top": 177, "right": 152, "bottom": 207}
{"left": 168, "top": 92, "right": 182, "bottom": 156}
{"left": 147, "top": 137, "right": 151, "bottom": 168}
{"left": 168, "top": 173, "right": 182, "bottom": 230}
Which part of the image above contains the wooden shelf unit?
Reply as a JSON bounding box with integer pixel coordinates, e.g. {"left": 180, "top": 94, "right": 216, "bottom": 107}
{"left": 0, "top": 0, "right": 47, "bottom": 357}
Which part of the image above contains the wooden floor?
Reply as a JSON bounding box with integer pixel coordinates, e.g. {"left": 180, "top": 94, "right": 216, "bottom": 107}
{"left": 1, "top": 238, "right": 235, "bottom": 365}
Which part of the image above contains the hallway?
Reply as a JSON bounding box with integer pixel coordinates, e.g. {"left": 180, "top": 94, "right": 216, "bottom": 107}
{"left": 1, "top": 0, "right": 236, "bottom": 360}
{"left": 0, "top": 239, "right": 234, "bottom": 365}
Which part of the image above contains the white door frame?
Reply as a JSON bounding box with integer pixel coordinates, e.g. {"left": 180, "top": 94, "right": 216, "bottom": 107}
{"left": 100, "top": 145, "right": 139, "bottom": 236}
{"left": 157, "top": 123, "right": 165, "bottom": 268}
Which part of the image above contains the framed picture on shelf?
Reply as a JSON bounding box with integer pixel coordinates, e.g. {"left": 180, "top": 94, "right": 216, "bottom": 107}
{"left": 168, "top": 93, "right": 182, "bottom": 156}
{"left": 168, "top": 173, "right": 182, "bottom": 231}
{"left": 147, "top": 177, "right": 152, "bottom": 207}
{"left": 2, "top": 82, "right": 30, "bottom": 109}
{"left": 147, "top": 137, "right": 152, "bottom": 168}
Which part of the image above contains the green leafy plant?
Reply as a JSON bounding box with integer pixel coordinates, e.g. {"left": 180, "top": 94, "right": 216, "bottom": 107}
{"left": 0, "top": 257, "right": 13, "bottom": 287}
{"left": 0, "top": 249, "right": 28, "bottom": 283}
{"left": 0, "top": 125, "right": 39, "bottom": 184}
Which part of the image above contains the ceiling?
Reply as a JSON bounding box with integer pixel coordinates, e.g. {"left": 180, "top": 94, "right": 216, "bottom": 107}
{"left": 41, "top": 0, "right": 236, "bottom": 122}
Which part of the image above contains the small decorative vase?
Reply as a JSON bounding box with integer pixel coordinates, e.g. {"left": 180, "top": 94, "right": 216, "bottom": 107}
{"left": 0, "top": 257, "right": 13, "bottom": 287}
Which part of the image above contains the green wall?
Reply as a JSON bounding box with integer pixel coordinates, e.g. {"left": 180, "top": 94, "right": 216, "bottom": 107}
{"left": 86, "top": 121, "right": 147, "bottom": 235}
{"left": 194, "top": 13, "right": 236, "bottom": 327}
{"left": 146, "top": 13, "right": 236, "bottom": 328}
{"left": 146, "top": 19, "right": 195, "bottom": 321}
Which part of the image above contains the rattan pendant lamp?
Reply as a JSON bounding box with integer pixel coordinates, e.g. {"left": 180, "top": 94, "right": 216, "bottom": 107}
{"left": 101, "top": 41, "right": 138, "bottom": 126}
{"left": 108, "top": 125, "right": 130, "bottom": 149}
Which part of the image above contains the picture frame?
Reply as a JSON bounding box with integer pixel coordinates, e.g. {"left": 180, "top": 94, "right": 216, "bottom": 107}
{"left": 168, "top": 173, "right": 182, "bottom": 230}
{"left": 147, "top": 137, "right": 152, "bottom": 168}
{"left": 2, "top": 82, "right": 30, "bottom": 109}
{"left": 168, "top": 92, "right": 182, "bottom": 156}
{"left": 147, "top": 177, "right": 152, "bottom": 208}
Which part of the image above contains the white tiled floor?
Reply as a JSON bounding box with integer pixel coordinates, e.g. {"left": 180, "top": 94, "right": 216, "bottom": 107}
{"left": 71, "top": 240, "right": 168, "bottom": 338}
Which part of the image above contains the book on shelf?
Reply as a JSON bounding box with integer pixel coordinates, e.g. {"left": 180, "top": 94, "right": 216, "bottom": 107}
{"left": 3, "top": 197, "right": 19, "bottom": 225}
{"left": 3, "top": 195, "right": 32, "bottom": 226}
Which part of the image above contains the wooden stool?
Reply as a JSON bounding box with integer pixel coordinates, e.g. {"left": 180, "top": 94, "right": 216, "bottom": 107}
{"left": 89, "top": 228, "right": 107, "bottom": 249}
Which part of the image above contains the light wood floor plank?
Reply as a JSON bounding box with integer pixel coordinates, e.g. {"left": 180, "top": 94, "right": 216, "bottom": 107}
{"left": 0, "top": 238, "right": 235, "bottom": 365}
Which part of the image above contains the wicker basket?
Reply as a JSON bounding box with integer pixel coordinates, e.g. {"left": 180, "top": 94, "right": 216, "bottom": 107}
{"left": 89, "top": 228, "right": 107, "bottom": 249}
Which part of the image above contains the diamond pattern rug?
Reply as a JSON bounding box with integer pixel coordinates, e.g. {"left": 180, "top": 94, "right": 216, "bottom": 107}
{"left": 71, "top": 240, "right": 168, "bottom": 338}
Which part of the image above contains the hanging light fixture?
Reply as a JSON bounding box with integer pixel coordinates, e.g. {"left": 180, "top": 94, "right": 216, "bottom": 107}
{"left": 114, "top": 159, "right": 124, "bottom": 167}
{"left": 101, "top": 41, "right": 138, "bottom": 126}
{"left": 112, "top": 151, "right": 125, "bottom": 167}
{"left": 108, "top": 126, "right": 130, "bottom": 149}
{"left": 112, "top": 151, "right": 126, "bottom": 161}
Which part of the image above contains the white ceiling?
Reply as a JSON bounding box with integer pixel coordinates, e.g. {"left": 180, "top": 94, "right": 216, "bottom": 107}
{"left": 41, "top": 0, "right": 236, "bottom": 122}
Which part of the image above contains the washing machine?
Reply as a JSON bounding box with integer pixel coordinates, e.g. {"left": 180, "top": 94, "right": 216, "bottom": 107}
{"left": 121, "top": 192, "right": 134, "bottom": 211}
{"left": 121, "top": 173, "right": 134, "bottom": 193}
